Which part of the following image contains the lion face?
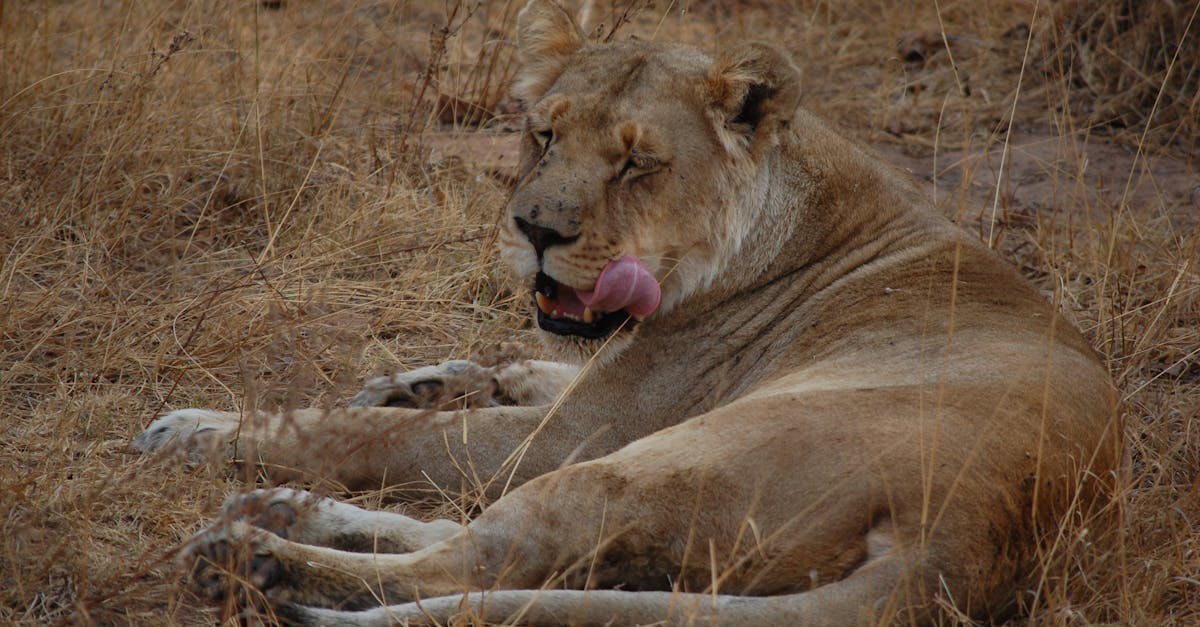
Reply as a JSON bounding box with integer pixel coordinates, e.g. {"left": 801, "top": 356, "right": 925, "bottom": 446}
{"left": 500, "top": 1, "right": 802, "bottom": 362}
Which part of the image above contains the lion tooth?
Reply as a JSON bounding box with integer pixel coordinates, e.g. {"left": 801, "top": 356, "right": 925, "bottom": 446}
{"left": 535, "top": 292, "right": 552, "bottom": 313}
{"left": 583, "top": 307, "right": 595, "bottom": 324}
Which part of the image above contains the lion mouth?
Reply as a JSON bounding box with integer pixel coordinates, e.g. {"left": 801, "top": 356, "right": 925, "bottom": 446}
{"left": 532, "top": 256, "right": 661, "bottom": 340}
{"left": 534, "top": 272, "right": 632, "bottom": 339}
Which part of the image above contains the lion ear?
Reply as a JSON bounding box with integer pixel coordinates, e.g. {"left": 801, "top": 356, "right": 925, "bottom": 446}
{"left": 513, "top": 0, "right": 586, "bottom": 103}
{"left": 706, "top": 43, "right": 802, "bottom": 151}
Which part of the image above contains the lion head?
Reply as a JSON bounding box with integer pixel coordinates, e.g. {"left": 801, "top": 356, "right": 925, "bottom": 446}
{"left": 499, "top": 0, "right": 805, "bottom": 363}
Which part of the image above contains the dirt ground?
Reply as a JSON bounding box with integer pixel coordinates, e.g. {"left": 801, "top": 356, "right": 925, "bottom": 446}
{"left": 1, "top": 1, "right": 1197, "bottom": 625}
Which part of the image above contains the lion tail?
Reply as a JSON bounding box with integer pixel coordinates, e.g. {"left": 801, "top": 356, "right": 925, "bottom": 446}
{"left": 278, "top": 554, "right": 918, "bottom": 626}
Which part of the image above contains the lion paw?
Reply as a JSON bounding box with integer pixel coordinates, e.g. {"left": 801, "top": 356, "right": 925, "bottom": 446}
{"left": 182, "top": 520, "right": 283, "bottom": 602}
{"left": 133, "top": 409, "right": 240, "bottom": 460}
{"left": 222, "top": 489, "right": 305, "bottom": 537}
{"left": 221, "top": 488, "right": 348, "bottom": 546}
{"left": 349, "top": 360, "right": 497, "bottom": 409}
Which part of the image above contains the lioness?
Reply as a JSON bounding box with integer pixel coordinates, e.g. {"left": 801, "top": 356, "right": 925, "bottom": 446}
{"left": 134, "top": 1, "right": 1122, "bottom": 624}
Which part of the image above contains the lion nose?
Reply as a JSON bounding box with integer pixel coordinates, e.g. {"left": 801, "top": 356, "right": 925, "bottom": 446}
{"left": 514, "top": 216, "right": 579, "bottom": 257}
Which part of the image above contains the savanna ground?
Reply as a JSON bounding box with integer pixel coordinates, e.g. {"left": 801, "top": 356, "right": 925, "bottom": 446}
{"left": 1, "top": 0, "right": 1197, "bottom": 624}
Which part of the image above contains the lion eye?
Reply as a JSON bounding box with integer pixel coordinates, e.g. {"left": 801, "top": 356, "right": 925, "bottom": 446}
{"left": 618, "top": 153, "right": 659, "bottom": 181}
{"left": 533, "top": 128, "right": 553, "bottom": 150}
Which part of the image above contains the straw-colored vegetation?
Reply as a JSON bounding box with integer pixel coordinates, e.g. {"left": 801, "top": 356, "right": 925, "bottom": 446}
{"left": 1, "top": 1, "right": 1196, "bottom": 624}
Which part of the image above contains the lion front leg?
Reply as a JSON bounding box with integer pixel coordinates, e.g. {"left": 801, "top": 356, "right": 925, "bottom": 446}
{"left": 134, "top": 403, "right": 602, "bottom": 493}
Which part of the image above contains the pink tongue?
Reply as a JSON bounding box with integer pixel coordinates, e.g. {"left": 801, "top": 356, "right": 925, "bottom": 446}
{"left": 577, "top": 255, "right": 662, "bottom": 318}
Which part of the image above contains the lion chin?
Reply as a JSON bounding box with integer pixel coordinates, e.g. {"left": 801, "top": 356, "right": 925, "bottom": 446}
{"left": 136, "top": 1, "right": 1123, "bottom": 625}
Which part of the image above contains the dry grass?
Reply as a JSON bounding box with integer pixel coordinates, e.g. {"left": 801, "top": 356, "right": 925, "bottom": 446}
{"left": 1038, "top": 0, "right": 1200, "bottom": 151}
{"left": 1, "top": 1, "right": 1197, "bottom": 625}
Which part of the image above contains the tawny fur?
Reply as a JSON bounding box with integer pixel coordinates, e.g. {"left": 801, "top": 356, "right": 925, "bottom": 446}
{"left": 137, "top": 1, "right": 1122, "bottom": 624}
